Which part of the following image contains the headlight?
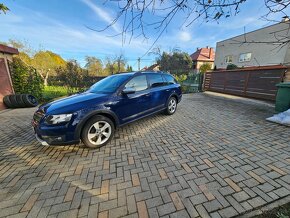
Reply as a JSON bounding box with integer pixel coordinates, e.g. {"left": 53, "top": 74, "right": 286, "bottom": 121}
{"left": 45, "top": 114, "right": 72, "bottom": 125}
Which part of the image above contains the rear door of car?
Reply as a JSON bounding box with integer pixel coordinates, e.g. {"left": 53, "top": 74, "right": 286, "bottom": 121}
{"left": 147, "top": 73, "right": 169, "bottom": 110}
{"left": 162, "top": 73, "right": 182, "bottom": 101}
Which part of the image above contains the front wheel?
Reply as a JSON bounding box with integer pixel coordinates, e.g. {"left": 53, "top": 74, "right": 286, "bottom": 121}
{"left": 81, "top": 115, "right": 115, "bottom": 149}
{"left": 165, "top": 97, "right": 177, "bottom": 115}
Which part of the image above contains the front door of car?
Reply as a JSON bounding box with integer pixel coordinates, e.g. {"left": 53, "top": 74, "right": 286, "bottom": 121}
{"left": 115, "top": 75, "right": 152, "bottom": 124}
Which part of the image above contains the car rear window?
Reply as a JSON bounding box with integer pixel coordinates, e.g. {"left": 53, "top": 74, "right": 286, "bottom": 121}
{"left": 148, "top": 74, "right": 166, "bottom": 88}
{"left": 163, "top": 74, "right": 177, "bottom": 85}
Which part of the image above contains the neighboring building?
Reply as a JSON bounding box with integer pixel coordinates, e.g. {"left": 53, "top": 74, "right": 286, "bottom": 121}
{"left": 141, "top": 63, "right": 160, "bottom": 72}
{"left": 190, "top": 46, "right": 215, "bottom": 73}
{"left": 0, "top": 44, "right": 19, "bottom": 110}
{"left": 215, "top": 20, "right": 290, "bottom": 70}
{"left": 147, "top": 63, "right": 160, "bottom": 71}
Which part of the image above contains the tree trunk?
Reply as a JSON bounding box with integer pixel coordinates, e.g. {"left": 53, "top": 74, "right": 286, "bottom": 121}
{"left": 44, "top": 70, "right": 49, "bottom": 86}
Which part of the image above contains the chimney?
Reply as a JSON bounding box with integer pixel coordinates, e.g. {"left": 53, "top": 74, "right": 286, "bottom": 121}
{"left": 196, "top": 47, "right": 199, "bottom": 51}
{"left": 209, "top": 48, "right": 213, "bottom": 60}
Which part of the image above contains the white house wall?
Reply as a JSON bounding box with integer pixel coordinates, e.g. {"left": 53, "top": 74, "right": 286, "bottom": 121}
{"left": 215, "top": 22, "right": 290, "bottom": 69}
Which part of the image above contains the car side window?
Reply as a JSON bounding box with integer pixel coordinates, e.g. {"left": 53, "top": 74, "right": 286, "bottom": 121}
{"left": 163, "top": 74, "right": 177, "bottom": 85}
{"left": 125, "top": 75, "right": 148, "bottom": 92}
{"left": 148, "top": 74, "right": 166, "bottom": 88}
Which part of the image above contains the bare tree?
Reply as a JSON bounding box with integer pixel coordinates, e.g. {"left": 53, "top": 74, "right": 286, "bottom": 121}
{"left": 115, "top": 53, "right": 127, "bottom": 73}
{"left": 104, "top": 53, "right": 127, "bottom": 74}
{"left": 91, "top": 0, "right": 290, "bottom": 53}
{"left": 99, "top": 1, "right": 290, "bottom": 34}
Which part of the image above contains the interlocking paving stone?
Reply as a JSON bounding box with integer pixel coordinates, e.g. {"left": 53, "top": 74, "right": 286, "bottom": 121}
{"left": 0, "top": 93, "right": 290, "bottom": 217}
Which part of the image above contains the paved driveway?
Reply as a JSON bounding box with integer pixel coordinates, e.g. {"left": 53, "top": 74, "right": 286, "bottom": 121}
{"left": 0, "top": 93, "right": 289, "bottom": 218}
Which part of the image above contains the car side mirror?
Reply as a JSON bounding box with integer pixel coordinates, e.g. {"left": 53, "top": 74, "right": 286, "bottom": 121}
{"left": 122, "top": 87, "right": 136, "bottom": 95}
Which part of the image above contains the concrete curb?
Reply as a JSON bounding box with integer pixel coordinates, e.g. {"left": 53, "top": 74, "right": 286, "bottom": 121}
{"left": 238, "top": 195, "right": 290, "bottom": 218}
{"left": 0, "top": 108, "right": 12, "bottom": 114}
{"left": 203, "top": 91, "right": 275, "bottom": 108}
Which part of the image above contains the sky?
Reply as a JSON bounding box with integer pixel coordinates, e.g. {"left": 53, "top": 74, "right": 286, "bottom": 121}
{"left": 0, "top": 0, "right": 289, "bottom": 70}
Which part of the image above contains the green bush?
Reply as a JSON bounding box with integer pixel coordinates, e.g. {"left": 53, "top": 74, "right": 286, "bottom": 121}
{"left": 174, "top": 74, "right": 187, "bottom": 84}
{"left": 226, "top": 64, "right": 239, "bottom": 70}
{"left": 9, "top": 57, "right": 43, "bottom": 99}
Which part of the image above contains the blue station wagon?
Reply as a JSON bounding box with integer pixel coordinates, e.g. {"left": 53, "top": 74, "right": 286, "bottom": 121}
{"left": 32, "top": 71, "right": 182, "bottom": 148}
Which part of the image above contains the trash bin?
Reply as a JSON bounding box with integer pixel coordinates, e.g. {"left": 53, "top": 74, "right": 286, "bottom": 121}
{"left": 275, "top": 82, "right": 290, "bottom": 112}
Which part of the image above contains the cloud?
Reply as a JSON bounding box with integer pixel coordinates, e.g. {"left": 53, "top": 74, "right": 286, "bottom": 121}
{"left": 81, "top": 0, "right": 121, "bottom": 33}
{"left": 0, "top": 8, "right": 154, "bottom": 70}
{"left": 179, "top": 31, "right": 192, "bottom": 42}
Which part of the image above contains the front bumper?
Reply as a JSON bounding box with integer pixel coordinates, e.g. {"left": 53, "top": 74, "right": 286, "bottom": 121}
{"left": 34, "top": 130, "right": 80, "bottom": 146}
{"left": 32, "top": 120, "right": 79, "bottom": 146}
{"left": 35, "top": 134, "right": 49, "bottom": 146}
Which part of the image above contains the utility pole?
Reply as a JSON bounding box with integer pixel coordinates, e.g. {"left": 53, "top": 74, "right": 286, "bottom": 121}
{"left": 137, "top": 57, "right": 141, "bottom": 71}
{"left": 117, "top": 59, "right": 120, "bottom": 73}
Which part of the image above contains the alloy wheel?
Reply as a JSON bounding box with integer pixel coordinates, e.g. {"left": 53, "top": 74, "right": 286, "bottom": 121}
{"left": 87, "top": 121, "right": 112, "bottom": 146}
{"left": 168, "top": 98, "right": 177, "bottom": 113}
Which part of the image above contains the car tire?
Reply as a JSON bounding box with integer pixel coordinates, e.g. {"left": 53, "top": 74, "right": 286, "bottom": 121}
{"left": 165, "top": 96, "right": 177, "bottom": 115}
{"left": 81, "top": 115, "right": 115, "bottom": 149}
{"left": 16, "top": 94, "right": 27, "bottom": 108}
{"left": 3, "top": 95, "right": 14, "bottom": 108}
{"left": 22, "top": 94, "right": 38, "bottom": 107}
{"left": 9, "top": 95, "right": 20, "bottom": 108}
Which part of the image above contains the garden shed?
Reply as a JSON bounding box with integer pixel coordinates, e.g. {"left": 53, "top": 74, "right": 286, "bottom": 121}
{"left": 0, "top": 44, "right": 19, "bottom": 110}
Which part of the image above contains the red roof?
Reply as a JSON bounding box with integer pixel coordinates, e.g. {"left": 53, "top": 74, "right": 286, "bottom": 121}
{"left": 190, "top": 47, "right": 215, "bottom": 62}
{"left": 147, "top": 63, "right": 159, "bottom": 70}
{"left": 0, "top": 44, "right": 19, "bottom": 55}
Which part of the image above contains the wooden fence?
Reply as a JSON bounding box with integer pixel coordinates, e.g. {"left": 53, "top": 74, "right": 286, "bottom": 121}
{"left": 204, "top": 66, "right": 287, "bottom": 101}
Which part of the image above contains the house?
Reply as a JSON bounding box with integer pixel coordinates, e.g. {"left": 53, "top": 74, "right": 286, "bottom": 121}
{"left": 214, "top": 20, "right": 290, "bottom": 76}
{"left": 141, "top": 63, "right": 160, "bottom": 72}
{"left": 147, "top": 63, "right": 160, "bottom": 71}
{"left": 0, "top": 44, "right": 19, "bottom": 110}
{"left": 190, "top": 46, "right": 215, "bottom": 73}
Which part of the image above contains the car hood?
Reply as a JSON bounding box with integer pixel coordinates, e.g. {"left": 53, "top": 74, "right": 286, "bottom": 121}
{"left": 41, "top": 92, "right": 109, "bottom": 114}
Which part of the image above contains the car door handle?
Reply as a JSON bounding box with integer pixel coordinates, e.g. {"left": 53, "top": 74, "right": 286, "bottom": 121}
{"left": 166, "top": 89, "right": 170, "bottom": 92}
{"left": 145, "top": 93, "right": 151, "bottom": 97}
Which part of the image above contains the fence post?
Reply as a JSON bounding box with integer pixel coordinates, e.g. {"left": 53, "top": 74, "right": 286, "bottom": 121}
{"left": 198, "top": 73, "right": 204, "bottom": 92}
{"left": 244, "top": 71, "right": 250, "bottom": 96}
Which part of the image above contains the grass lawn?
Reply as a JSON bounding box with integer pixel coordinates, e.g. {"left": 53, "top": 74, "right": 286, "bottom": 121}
{"left": 254, "top": 202, "right": 290, "bottom": 218}
{"left": 41, "top": 86, "right": 79, "bottom": 103}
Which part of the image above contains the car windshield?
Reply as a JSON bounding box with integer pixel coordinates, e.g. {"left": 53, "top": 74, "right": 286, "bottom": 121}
{"left": 88, "top": 74, "right": 132, "bottom": 94}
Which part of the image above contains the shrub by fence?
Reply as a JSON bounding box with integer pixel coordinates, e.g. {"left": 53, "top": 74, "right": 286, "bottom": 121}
{"left": 48, "top": 75, "right": 105, "bottom": 88}
{"left": 9, "top": 57, "right": 43, "bottom": 99}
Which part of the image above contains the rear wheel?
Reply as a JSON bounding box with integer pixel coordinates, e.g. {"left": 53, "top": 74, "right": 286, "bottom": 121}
{"left": 81, "top": 115, "right": 115, "bottom": 149}
{"left": 165, "top": 97, "right": 177, "bottom": 115}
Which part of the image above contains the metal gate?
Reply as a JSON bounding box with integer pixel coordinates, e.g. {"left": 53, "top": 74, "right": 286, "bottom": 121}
{"left": 204, "top": 66, "right": 287, "bottom": 101}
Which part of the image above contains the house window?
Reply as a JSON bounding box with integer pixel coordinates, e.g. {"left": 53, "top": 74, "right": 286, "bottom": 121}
{"left": 225, "top": 55, "right": 233, "bottom": 64}
{"left": 239, "top": 53, "right": 252, "bottom": 62}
